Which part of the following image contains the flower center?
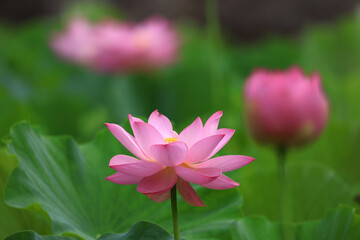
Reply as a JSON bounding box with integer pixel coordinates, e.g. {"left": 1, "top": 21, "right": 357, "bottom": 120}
{"left": 165, "top": 137, "right": 178, "bottom": 144}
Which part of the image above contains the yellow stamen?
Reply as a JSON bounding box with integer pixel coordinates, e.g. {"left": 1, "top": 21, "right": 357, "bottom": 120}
{"left": 165, "top": 137, "right": 178, "bottom": 144}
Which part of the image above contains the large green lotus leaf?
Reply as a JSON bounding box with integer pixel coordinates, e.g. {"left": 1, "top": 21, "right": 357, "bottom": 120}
{"left": 6, "top": 207, "right": 360, "bottom": 240}
{"left": 237, "top": 162, "right": 355, "bottom": 222}
{"left": 0, "top": 148, "right": 52, "bottom": 239}
{"left": 291, "top": 113, "right": 360, "bottom": 188}
{"left": 6, "top": 221, "right": 173, "bottom": 240}
{"left": 231, "top": 217, "right": 283, "bottom": 240}
{"left": 4, "top": 123, "right": 243, "bottom": 239}
{"left": 183, "top": 206, "right": 360, "bottom": 240}
{"left": 5, "top": 231, "right": 79, "bottom": 240}
{"left": 295, "top": 206, "right": 360, "bottom": 240}
{"left": 182, "top": 219, "right": 237, "bottom": 240}
{"left": 231, "top": 206, "right": 360, "bottom": 240}
{"left": 97, "top": 221, "right": 174, "bottom": 240}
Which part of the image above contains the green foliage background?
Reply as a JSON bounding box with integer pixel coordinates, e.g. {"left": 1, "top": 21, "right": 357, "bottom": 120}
{"left": 0, "top": 2, "right": 360, "bottom": 239}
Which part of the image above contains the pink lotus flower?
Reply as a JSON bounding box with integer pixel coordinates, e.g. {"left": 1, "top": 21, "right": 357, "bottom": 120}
{"left": 51, "top": 16, "right": 179, "bottom": 73}
{"left": 244, "top": 66, "right": 329, "bottom": 147}
{"left": 105, "top": 110, "right": 254, "bottom": 206}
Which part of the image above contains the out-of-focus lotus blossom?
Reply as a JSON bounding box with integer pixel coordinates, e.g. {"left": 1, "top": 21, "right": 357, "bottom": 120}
{"left": 244, "top": 66, "right": 329, "bottom": 147}
{"left": 105, "top": 110, "right": 254, "bottom": 206}
{"left": 51, "top": 17, "right": 179, "bottom": 73}
{"left": 127, "top": 17, "right": 179, "bottom": 71}
{"left": 51, "top": 18, "right": 97, "bottom": 66}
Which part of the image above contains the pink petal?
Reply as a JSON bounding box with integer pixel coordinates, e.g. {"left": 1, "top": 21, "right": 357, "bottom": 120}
{"left": 137, "top": 168, "right": 177, "bottom": 194}
{"left": 128, "top": 114, "right": 144, "bottom": 130}
{"left": 209, "top": 128, "right": 235, "bottom": 157}
{"left": 178, "top": 117, "right": 203, "bottom": 149}
{"left": 150, "top": 142, "right": 188, "bottom": 166}
{"left": 171, "top": 131, "right": 179, "bottom": 138}
{"left": 174, "top": 166, "right": 220, "bottom": 184}
{"left": 177, "top": 178, "right": 205, "bottom": 207}
{"left": 199, "top": 174, "right": 239, "bottom": 189}
{"left": 132, "top": 122, "right": 165, "bottom": 158}
{"left": 204, "top": 111, "right": 223, "bottom": 137}
{"left": 148, "top": 110, "right": 173, "bottom": 138}
{"left": 109, "top": 154, "right": 164, "bottom": 177}
{"left": 105, "top": 172, "right": 141, "bottom": 185}
{"left": 187, "top": 134, "right": 225, "bottom": 163}
{"left": 145, "top": 190, "right": 171, "bottom": 202}
{"left": 105, "top": 123, "right": 146, "bottom": 160}
{"left": 195, "top": 155, "right": 254, "bottom": 172}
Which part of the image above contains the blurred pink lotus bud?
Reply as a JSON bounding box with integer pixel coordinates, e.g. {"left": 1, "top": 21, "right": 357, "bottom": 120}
{"left": 51, "top": 16, "right": 180, "bottom": 73}
{"left": 244, "top": 66, "right": 329, "bottom": 147}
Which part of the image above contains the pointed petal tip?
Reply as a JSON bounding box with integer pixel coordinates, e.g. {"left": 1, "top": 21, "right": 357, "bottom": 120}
{"left": 149, "top": 109, "right": 162, "bottom": 118}
{"left": 241, "top": 155, "right": 255, "bottom": 161}
{"left": 215, "top": 110, "right": 223, "bottom": 117}
{"left": 227, "top": 179, "right": 240, "bottom": 188}
{"left": 193, "top": 117, "right": 203, "bottom": 125}
{"left": 242, "top": 156, "right": 255, "bottom": 165}
{"left": 144, "top": 190, "right": 171, "bottom": 203}
{"left": 190, "top": 202, "right": 207, "bottom": 207}
{"left": 128, "top": 113, "right": 135, "bottom": 120}
{"left": 200, "top": 175, "right": 240, "bottom": 189}
{"left": 225, "top": 180, "right": 240, "bottom": 188}
{"left": 190, "top": 200, "right": 207, "bottom": 207}
{"left": 177, "top": 178, "right": 207, "bottom": 207}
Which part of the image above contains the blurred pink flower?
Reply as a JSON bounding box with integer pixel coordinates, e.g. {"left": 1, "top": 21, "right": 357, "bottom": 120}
{"left": 91, "top": 21, "right": 135, "bottom": 72}
{"left": 51, "top": 17, "right": 179, "bottom": 73}
{"left": 51, "top": 18, "right": 97, "bottom": 66}
{"left": 244, "top": 66, "right": 329, "bottom": 147}
{"left": 105, "top": 110, "right": 254, "bottom": 206}
{"left": 127, "top": 17, "right": 179, "bottom": 71}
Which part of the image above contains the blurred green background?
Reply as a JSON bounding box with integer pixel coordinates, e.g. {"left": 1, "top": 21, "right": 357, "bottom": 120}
{"left": 0, "top": 1, "right": 360, "bottom": 239}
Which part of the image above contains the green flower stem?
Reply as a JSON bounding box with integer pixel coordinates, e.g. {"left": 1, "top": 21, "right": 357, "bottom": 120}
{"left": 277, "top": 145, "right": 288, "bottom": 223}
{"left": 277, "top": 146, "right": 287, "bottom": 197}
{"left": 277, "top": 146, "right": 294, "bottom": 240}
{"left": 171, "top": 186, "right": 180, "bottom": 240}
